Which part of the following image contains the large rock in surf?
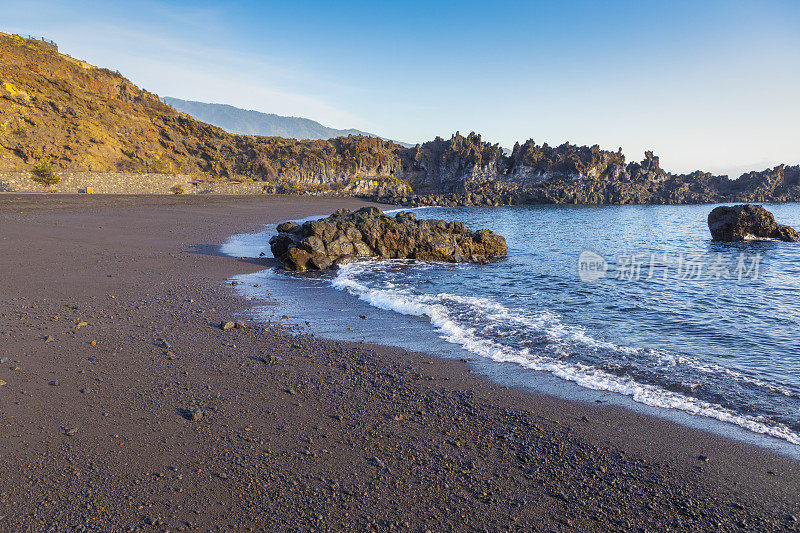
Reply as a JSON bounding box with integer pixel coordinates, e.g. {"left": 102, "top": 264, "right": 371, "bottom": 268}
{"left": 707, "top": 204, "right": 800, "bottom": 242}
{"left": 270, "top": 207, "right": 508, "bottom": 271}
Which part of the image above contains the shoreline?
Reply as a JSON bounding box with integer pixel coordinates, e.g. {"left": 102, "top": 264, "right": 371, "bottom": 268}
{"left": 231, "top": 253, "right": 800, "bottom": 458}
{"left": 0, "top": 194, "right": 798, "bottom": 531}
{"left": 226, "top": 207, "right": 800, "bottom": 457}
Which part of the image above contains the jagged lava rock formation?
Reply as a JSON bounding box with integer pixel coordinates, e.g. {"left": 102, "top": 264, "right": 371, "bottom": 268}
{"left": 707, "top": 204, "right": 800, "bottom": 242}
{"left": 269, "top": 207, "right": 508, "bottom": 271}
{"left": 392, "top": 135, "right": 800, "bottom": 207}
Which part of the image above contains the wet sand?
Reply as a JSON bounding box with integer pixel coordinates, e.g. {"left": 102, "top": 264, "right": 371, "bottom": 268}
{"left": 0, "top": 194, "right": 798, "bottom": 531}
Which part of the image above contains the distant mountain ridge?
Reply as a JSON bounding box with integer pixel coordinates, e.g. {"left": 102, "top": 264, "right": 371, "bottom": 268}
{"left": 162, "top": 96, "right": 413, "bottom": 147}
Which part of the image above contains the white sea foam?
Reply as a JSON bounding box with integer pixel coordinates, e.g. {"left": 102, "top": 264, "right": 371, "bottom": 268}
{"left": 331, "top": 261, "right": 800, "bottom": 445}
{"left": 656, "top": 352, "right": 795, "bottom": 397}
{"left": 220, "top": 226, "right": 273, "bottom": 258}
{"left": 383, "top": 206, "right": 440, "bottom": 214}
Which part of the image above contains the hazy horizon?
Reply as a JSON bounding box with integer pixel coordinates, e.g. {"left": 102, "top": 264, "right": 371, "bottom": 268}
{"left": 3, "top": 0, "right": 799, "bottom": 177}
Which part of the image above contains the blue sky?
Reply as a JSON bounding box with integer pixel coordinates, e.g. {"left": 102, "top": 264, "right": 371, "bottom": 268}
{"left": 3, "top": 0, "right": 799, "bottom": 176}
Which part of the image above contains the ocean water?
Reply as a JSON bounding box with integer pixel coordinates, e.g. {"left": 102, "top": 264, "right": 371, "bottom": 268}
{"left": 223, "top": 204, "right": 800, "bottom": 453}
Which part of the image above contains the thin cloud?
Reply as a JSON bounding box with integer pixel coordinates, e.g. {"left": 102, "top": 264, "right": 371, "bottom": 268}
{"left": 4, "top": 4, "right": 371, "bottom": 130}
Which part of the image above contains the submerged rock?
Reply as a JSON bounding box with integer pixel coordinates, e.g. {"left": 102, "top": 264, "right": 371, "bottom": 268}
{"left": 269, "top": 207, "right": 507, "bottom": 271}
{"left": 707, "top": 204, "right": 800, "bottom": 242}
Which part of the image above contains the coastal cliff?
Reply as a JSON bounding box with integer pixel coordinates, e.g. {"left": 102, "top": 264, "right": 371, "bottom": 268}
{"left": 1, "top": 31, "right": 798, "bottom": 205}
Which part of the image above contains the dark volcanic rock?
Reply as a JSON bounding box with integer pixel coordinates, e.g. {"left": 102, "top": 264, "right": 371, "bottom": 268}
{"left": 269, "top": 207, "right": 507, "bottom": 271}
{"left": 707, "top": 204, "right": 800, "bottom": 242}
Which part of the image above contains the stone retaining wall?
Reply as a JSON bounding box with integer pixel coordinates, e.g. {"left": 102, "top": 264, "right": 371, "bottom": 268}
{"left": 0, "top": 172, "right": 272, "bottom": 195}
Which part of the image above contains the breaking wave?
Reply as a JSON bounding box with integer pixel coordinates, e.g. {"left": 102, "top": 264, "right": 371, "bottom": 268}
{"left": 332, "top": 260, "right": 800, "bottom": 445}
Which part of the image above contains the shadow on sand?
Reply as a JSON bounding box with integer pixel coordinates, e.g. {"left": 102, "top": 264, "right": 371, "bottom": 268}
{"left": 186, "top": 243, "right": 279, "bottom": 269}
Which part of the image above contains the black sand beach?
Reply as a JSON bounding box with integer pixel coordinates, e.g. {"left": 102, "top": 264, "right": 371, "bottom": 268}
{"left": 0, "top": 194, "right": 798, "bottom": 531}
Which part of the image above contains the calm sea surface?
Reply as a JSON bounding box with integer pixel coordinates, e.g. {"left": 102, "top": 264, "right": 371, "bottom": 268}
{"left": 224, "top": 204, "right": 800, "bottom": 452}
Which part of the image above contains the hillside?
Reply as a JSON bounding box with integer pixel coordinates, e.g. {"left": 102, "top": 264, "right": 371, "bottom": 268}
{"left": 1, "top": 31, "right": 799, "bottom": 205}
{"left": 0, "top": 32, "right": 411, "bottom": 196}
{"left": 0, "top": 32, "right": 228, "bottom": 174}
{"left": 162, "top": 97, "right": 413, "bottom": 147}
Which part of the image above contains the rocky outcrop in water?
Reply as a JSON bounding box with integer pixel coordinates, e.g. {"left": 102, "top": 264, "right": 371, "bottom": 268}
{"left": 707, "top": 204, "right": 800, "bottom": 242}
{"left": 269, "top": 207, "right": 508, "bottom": 271}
